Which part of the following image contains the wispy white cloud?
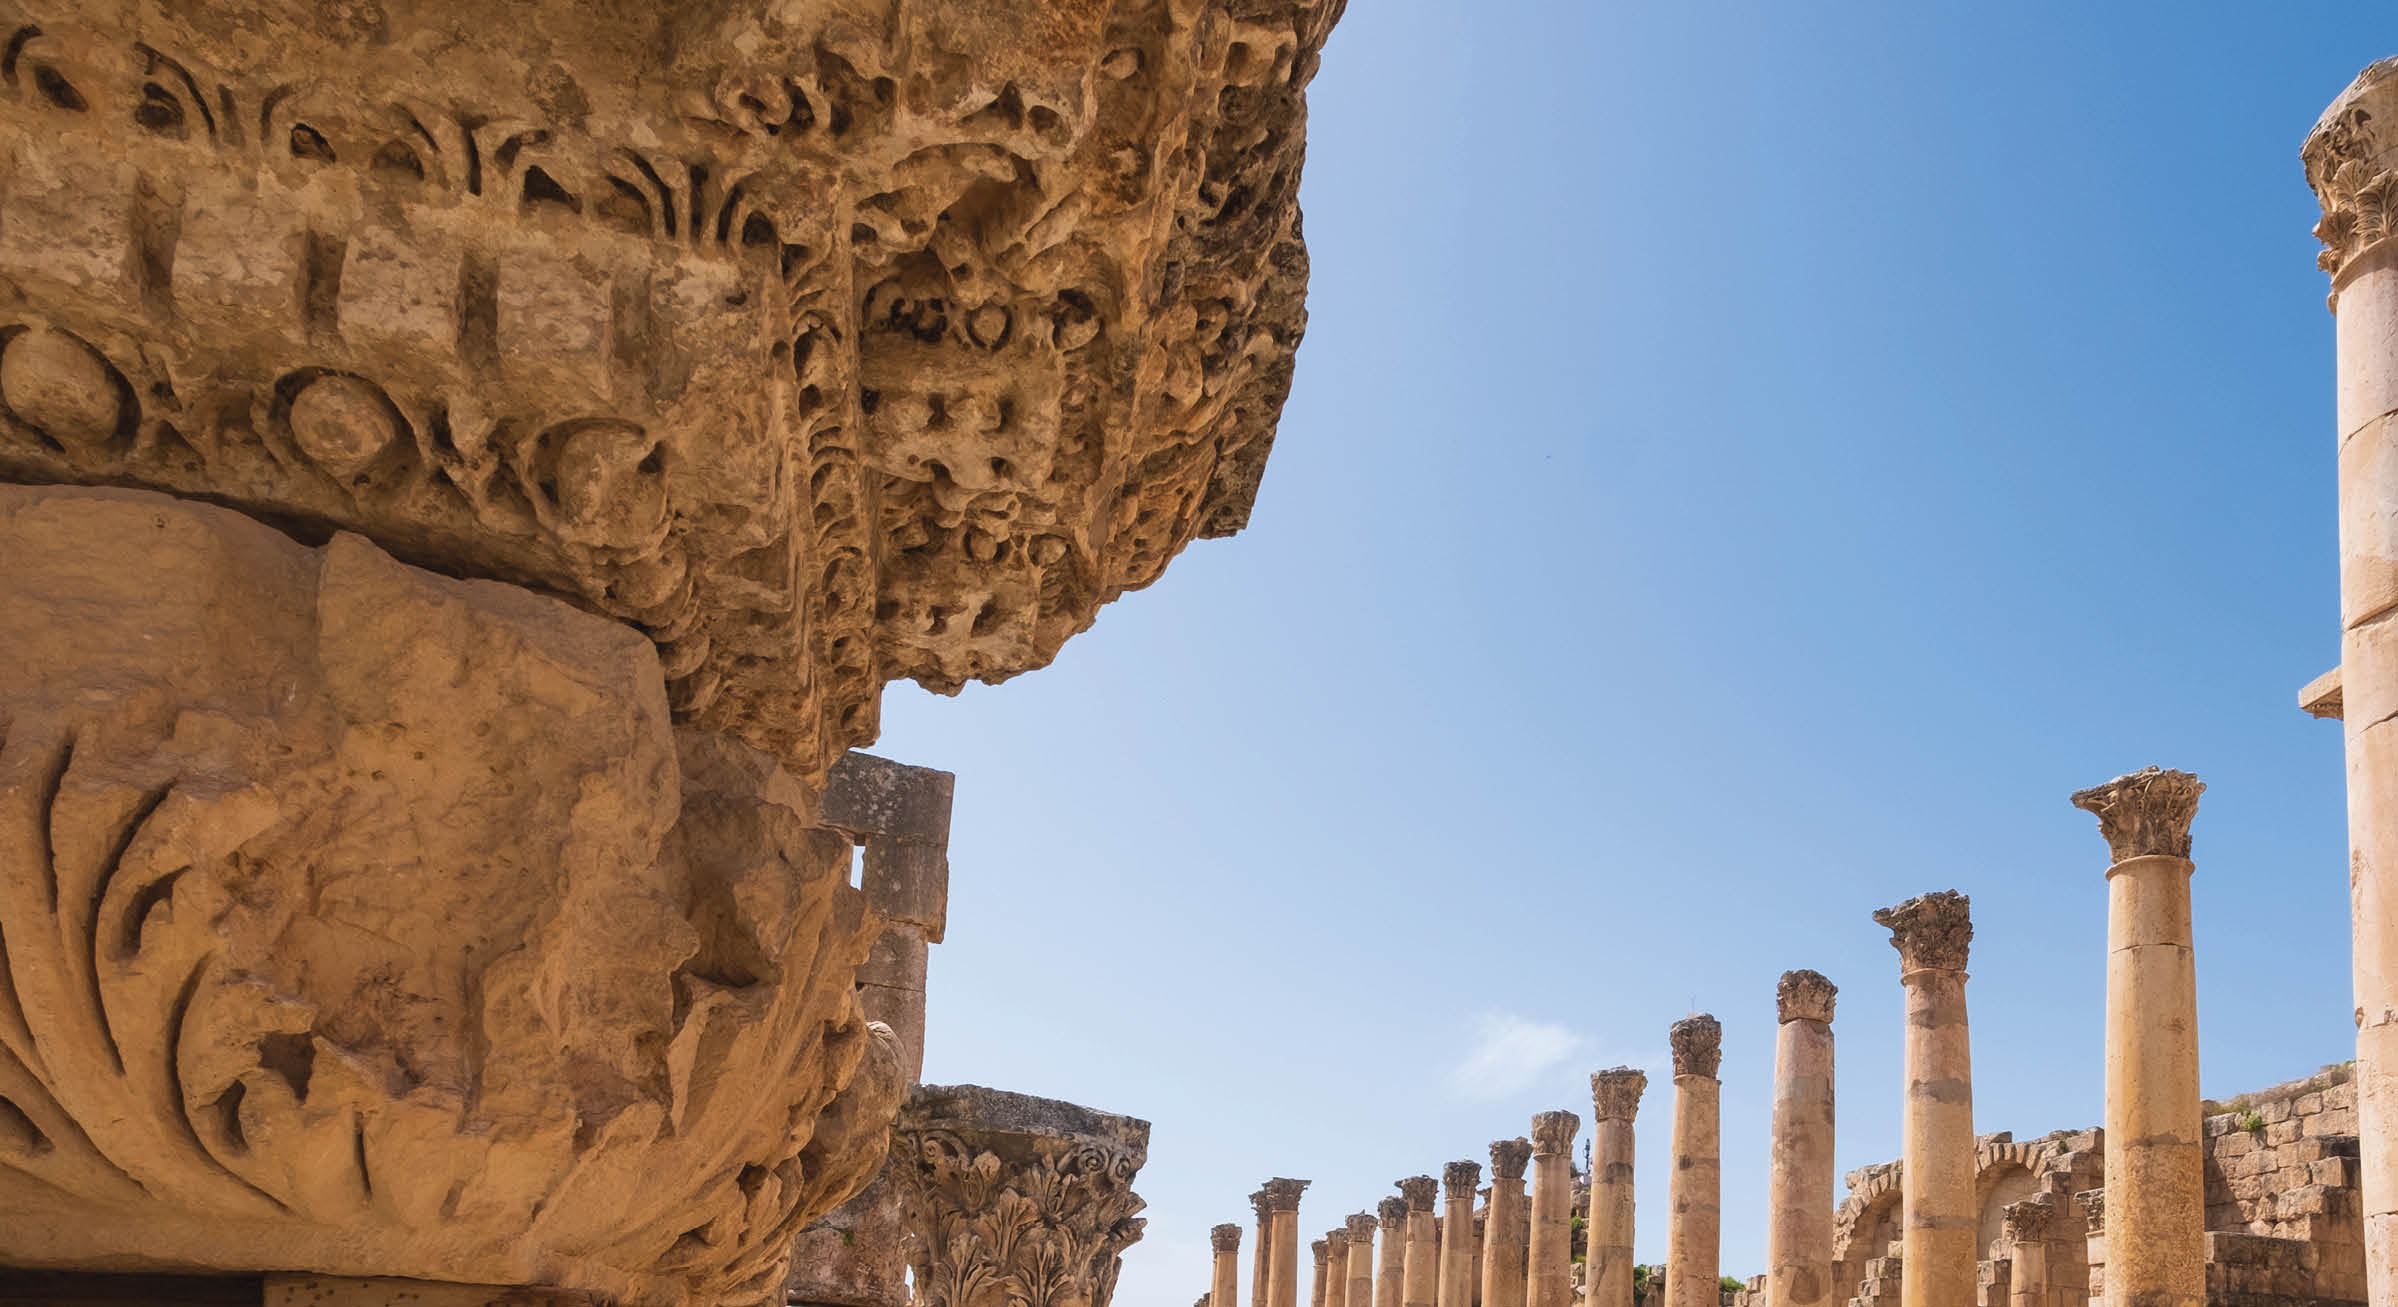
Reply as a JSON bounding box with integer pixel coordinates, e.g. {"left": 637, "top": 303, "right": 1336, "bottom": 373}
{"left": 1449, "top": 1012, "right": 1586, "bottom": 1100}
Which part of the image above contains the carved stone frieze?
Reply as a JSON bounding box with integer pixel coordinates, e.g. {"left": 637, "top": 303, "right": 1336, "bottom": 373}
{"left": 1777, "top": 970, "right": 1838, "bottom": 1025}
{"left": 0, "top": 484, "right": 900, "bottom": 1306}
{"left": 1874, "top": 891, "right": 1972, "bottom": 975}
{"left": 2305, "top": 57, "right": 2398, "bottom": 278}
{"left": 1589, "top": 1068, "right": 1647, "bottom": 1122}
{"left": 0, "top": 0, "right": 1341, "bottom": 782}
{"left": 891, "top": 1084, "right": 1150, "bottom": 1307}
{"left": 1669, "top": 1016, "right": 1722, "bottom": 1079}
{"left": 2069, "top": 767, "right": 2204, "bottom": 864}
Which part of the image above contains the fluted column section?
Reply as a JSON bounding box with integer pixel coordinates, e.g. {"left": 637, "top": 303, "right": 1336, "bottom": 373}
{"left": 1480, "top": 1138, "right": 1532, "bottom": 1307}
{"left": 2075, "top": 768, "right": 2208, "bottom": 1307}
{"left": 1400, "top": 1175, "right": 1440, "bottom": 1307}
{"left": 1666, "top": 1018, "right": 1721, "bottom": 1307}
{"left": 1874, "top": 892, "right": 1975, "bottom": 1307}
{"left": 1527, "top": 1110, "right": 1579, "bottom": 1307}
{"left": 1214, "top": 1225, "right": 1245, "bottom": 1307}
{"left": 1438, "top": 1162, "right": 1480, "bottom": 1307}
{"left": 1376, "top": 1198, "right": 1409, "bottom": 1307}
{"left": 1266, "top": 1179, "right": 1310, "bottom": 1307}
{"left": 1768, "top": 972, "right": 1838, "bottom": 1307}
{"left": 1586, "top": 1072, "right": 1644, "bottom": 1307}
{"left": 2307, "top": 63, "right": 2398, "bottom": 1304}
{"left": 1348, "top": 1213, "right": 1380, "bottom": 1307}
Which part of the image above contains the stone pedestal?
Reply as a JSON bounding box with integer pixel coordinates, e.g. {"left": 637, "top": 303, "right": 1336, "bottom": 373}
{"left": 1666, "top": 1019, "right": 1722, "bottom": 1307}
{"left": 1400, "top": 1177, "right": 1440, "bottom": 1307}
{"left": 1215, "top": 1225, "right": 1246, "bottom": 1307}
{"left": 1440, "top": 1163, "right": 1480, "bottom": 1307}
{"left": 2307, "top": 57, "right": 2398, "bottom": 1307}
{"left": 1347, "top": 1213, "right": 1380, "bottom": 1307}
{"left": 1377, "top": 1198, "right": 1409, "bottom": 1307}
{"left": 2074, "top": 768, "right": 2207, "bottom": 1307}
{"left": 1481, "top": 1139, "right": 1532, "bottom": 1307}
{"left": 1768, "top": 973, "right": 1838, "bottom": 1307}
{"left": 1267, "top": 1180, "right": 1312, "bottom": 1307}
{"left": 1874, "top": 893, "right": 1976, "bottom": 1307}
{"left": 1527, "top": 1111, "right": 1579, "bottom": 1307}
{"left": 1588, "top": 1073, "right": 1645, "bottom": 1307}
{"left": 891, "top": 1085, "right": 1149, "bottom": 1307}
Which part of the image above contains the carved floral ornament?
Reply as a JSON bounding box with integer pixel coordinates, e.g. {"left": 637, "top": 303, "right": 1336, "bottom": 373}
{"left": 1874, "top": 890, "right": 1972, "bottom": 975}
{"left": 1777, "top": 969, "right": 1838, "bottom": 1025}
{"left": 2069, "top": 767, "right": 2204, "bottom": 864}
{"left": 2305, "top": 57, "right": 2398, "bottom": 281}
{"left": 1442, "top": 1160, "right": 1482, "bottom": 1197}
{"left": 1488, "top": 1136, "right": 1533, "bottom": 1181}
{"left": 1345, "top": 1213, "right": 1378, "bottom": 1241}
{"left": 1589, "top": 1068, "right": 1647, "bottom": 1122}
{"left": 0, "top": 0, "right": 1339, "bottom": 784}
{"left": 1397, "top": 1175, "right": 1438, "bottom": 1211}
{"left": 1529, "top": 1109, "right": 1579, "bottom": 1157}
{"left": 1669, "top": 1015, "right": 1723, "bottom": 1079}
{"left": 1212, "top": 1223, "right": 1243, "bottom": 1253}
{"left": 1377, "top": 1196, "right": 1408, "bottom": 1228}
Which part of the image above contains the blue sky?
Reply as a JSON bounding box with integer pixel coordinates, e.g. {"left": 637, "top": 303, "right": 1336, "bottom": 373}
{"left": 875, "top": 5, "right": 2390, "bottom": 1302}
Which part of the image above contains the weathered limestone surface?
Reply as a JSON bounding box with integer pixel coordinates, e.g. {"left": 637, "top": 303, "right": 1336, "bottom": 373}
{"left": 1268, "top": 1178, "right": 1312, "bottom": 1307}
{"left": 0, "top": 484, "right": 901, "bottom": 1306}
{"left": 2306, "top": 55, "right": 2398, "bottom": 1307}
{"left": 1313, "top": 1240, "right": 1331, "bottom": 1307}
{"left": 2073, "top": 768, "right": 2206, "bottom": 1307}
{"left": 1481, "top": 1138, "right": 1531, "bottom": 1307}
{"left": 1875, "top": 892, "right": 1975, "bottom": 1307}
{"left": 1400, "top": 1176, "right": 1439, "bottom": 1307}
{"left": 1665, "top": 1019, "right": 1720, "bottom": 1307}
{"left": 1768, "top": 972, "right": 1836, "bottom": 1307}
{"left": 0, "top": 0, "right": 1341, "bottom": 784}
{"left": 1257, "top": 1188, "right": 1279, "bottom": 1307}
{"left": 1439, "top": 1162, "right": 1479, "bottom": 1307}
{"left": 1527, "top": 1110, "right": 1578, "bottom": 1307}
{"left": 891, "top": 1084, "right": 1149, "bottom": 1307}
{"left": 1326, "top": 1229, "right": 1351, "bottom": 1307}
{"left": 1214, "top": 1224, "right": 1246, "bottom": 1307}
{"left": 1376, "top": 1197, "right": 1409, "bottom": 1307}
{"left": 1347, "top": 1212, "right": 1380, "bottom": 1307}
{"left": 1586, "top": 1073, "right": 1643, "bottom": 1307}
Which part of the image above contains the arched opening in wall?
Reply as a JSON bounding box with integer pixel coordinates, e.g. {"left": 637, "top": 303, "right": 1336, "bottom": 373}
{"left": 1975, "top": 1163, "right": 2038, "bottom": 1261}
{"left": 1831, "top": 1189, "right": 1903, "bottom": 1306}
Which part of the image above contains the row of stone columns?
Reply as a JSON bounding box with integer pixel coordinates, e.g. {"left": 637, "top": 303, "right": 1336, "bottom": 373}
{"left": 1211, "top": 768, "right": 2208, "bottom": 1307}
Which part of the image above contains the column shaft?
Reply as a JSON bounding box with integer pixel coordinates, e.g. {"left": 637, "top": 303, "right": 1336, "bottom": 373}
{"left": 1440, "top": 1164, "right": 1480, "bottom": 1307}
{"left": 1214, "top": 1228, "right": 1245, "bottom": 1307}
{"left": 1327, "top": 1234, "right": 1351, "bottom": 1307}
{"left": 1527, "top": 1112, "right": 1579, "bottom": 1307}
{"left": 1482, "top": 1139, "right": 1532, "bottom": 1307}
{"left": 2103, "top": 856, "right": 2205, "bottom": 1307}
{"left": 1899, "top": 970, "right": 1974, "bottom": 1307}
{"left": 1666, "top": 1079, "right": 1720, "bottom": 1307}
{"left": 1348, "top": 1216, "right": 1380, "bottom": 1307}
{"left": 1768, "top": 974, "right": 1837, "bottom": 1307}
{"left": 1377, "top": 1202, "right": 1408, "bottom": 1307}
{"left": 1588, "top": 1072, "right": 1646, "bottom": 1307}
{"left": 1403, "top": 1214, "right": 1439, "bottom": 1307}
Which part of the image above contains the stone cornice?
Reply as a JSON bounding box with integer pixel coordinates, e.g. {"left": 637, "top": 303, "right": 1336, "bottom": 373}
{"left": 2070, "top": 767, "right": 2204, "bottom": 863}
{"left": 2306, "top": 58, "right": 2398, "bottom": 280}
{"left": 1590, "top": 1068, "right": 1649, "bottom": 1121}
{"left": 1489, "top": 1137, "right": 1533, "bottom": 1181}
{"left": 1874, "top": 891, "right": 1972, "bottom": 974}
{"left": 1777, "top": 970, "right": 1838, "bottom": 1025}
{"left": 1670, "top": 1016, "right": 1723, "bottom": 1079}
{"left": 1529, "top": 1110, "right": 1579, "bottom": 1156}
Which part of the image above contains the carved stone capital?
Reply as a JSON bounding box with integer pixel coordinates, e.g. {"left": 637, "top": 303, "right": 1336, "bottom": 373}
{"left": 2075, "top": 1188, "right": 2106, "bottom": 1232}
{"left": 1590, "top": 1068, "right": 1649, "bottom": 1121}
{"left": 1529, "top": 1110, "right": 1579, "bottom": 1157}
{"left": 1670, "top": 1016, "right": 1723, "bottom": 1079}
{"left": 1777, "top": 970, "right": 1838, "bottom": 1025}
{"left": 1346, "top": 1213, "right": 1379, "bottom": 1241}
{"left": 2070, "top": 767, "right": 2204, "bottom": 864}
{"left": 1442, "top": 1161, "right": 1481, "bottom": 1199}
{"left": 1874, "top": 891, "right": 1972, "bottom": 975}
{"left": 894, "top": 1084, "right": 1151, "bottom": 1307}
{"left": 1325, "top": 1229, "right": 1349, "bottom": 1256}
{"left": 1213, "top": 1224, "right": 1244, "bottom": 1254}
{"left": 2307, "top": 58, "right": 2398, "bottom": 280}
{"left": 2003, "top": 1196, "right": 2056, "bottom": 1242}
{"left": 1253, "top": 1190, "right": 1274, "bottom": 1224}
{"left": 1311, "top": 1240, "right": 1329, "bottom": 1266}
{"left": 1397, "top": 1176, "right": 1438, "bottom": 1212}
{"left": 1489, "top": 1137, "right": 1533, "bottom": 1181}
{"left": 1378, "top": 1197, "right": 1408, "bottom": 1229}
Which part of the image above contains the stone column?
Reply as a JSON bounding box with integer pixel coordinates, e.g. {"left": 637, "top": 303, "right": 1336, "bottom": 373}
{"left": 1588, "top": 1072, "right": 1645, "bottom": 1307}
{"left": 2002, "top": 1197, "right": 2054, "bottom": 1307}
{"left": 1440, "top": 1162, "right": 1481, "bottom": 1307}
{"left": 1768, "top": 972, "right": 1838, "bottom": 1307}
{"left": 1348, "top": 1213, "right": 1381, "bottom": 1307}
{"left": 1215, "top": 1225, "right": 1246, "bottom": 1307}
{"left": 1378, "top": 1198, "right": 1410, "bottom": 1307}
{"left": 1873, "top": 892, "right": 1976, "bottom": 1307}
{"left": 1666, "top": 1018, "right": 1722, "bottom": 1307}
{"left": 1482, "top": 1138, "right": 1533, "bottom": 1307}
{"left": 1267, "top": 1179, "right": 1312, "bottom": 1307}
{"left": 892, "top": 1085, "right": 1151, "bottom": 1307}
{"left": 1401, "top": 1176, "right": 1441, "bottom": 1307}
{"left": 1314, "top": 1242, "right": 1332, "bottom": 1307}
{"left": 1256, "top": 1190, "right": 1277, "bottom": 1307}
{"left": 1528, "top": 1111, "right": 1580, "bottom": 1307}
{"left": 2073, "top": 767, "right": 2207, "bottom": 1307}
{"left": 1329, "top": 1230, "right": 1353, "bottom": 1307}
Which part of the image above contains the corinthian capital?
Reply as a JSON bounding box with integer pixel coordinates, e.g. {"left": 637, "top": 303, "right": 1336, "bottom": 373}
{"left": 2307, "top": 58, "right": 2398, "bottom": 279}
{"left": 1253, "top": 1189, "right": 1273, "bottom": 1223}
{"left": 1670, "top": 1016, "right": 1723, "bottom": 1078}
{"left": 1263, "top": 1178, "right": 1311, "bottom": 1213}
{"left": 1398, "top": 1176, "right": 1439, "bottom": 1211}
{"left": 1489, "top": 1137, "right": 1533, "bottom": 1181}
{"left": 1213, "top": 1224, "right": 1244, "bottom": 1253}
{"left": 1590, "top": 1068, "right": 1649, "bottom": 1121}
{"left": 1326, "top": 1229, "right": 1349, "bottom": 1256}
{"left": 2003, "top": 1196, "right": 2056, "bottom": 1242}
{"left": 1311, "top": 1240, "right": 1328, "bottom": 1266}
{"left": 1874, "top": 891, "right": 1972, "bottom": 974}
{"left": 1777, "top": 970, "right": 1838, "bottom": 1025}
{"left": 1378, "top": 1197, "right": 1409, "bottom": 1228}
{"left": 1443, "top": 1161, "right": 1482, "bottom": 1199}
{"left": 1347, "top": 1213, "right": 1380, "bottom": 1241}
{"left": 2070, "top": 767, "right": 2204, "bottom": 863}
{"left": 1529, "top": 1110, "right": 1580, "bottom": 1156}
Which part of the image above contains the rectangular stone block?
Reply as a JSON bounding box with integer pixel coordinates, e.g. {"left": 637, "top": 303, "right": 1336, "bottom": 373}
{"left": 862, "top": 839, "right": 949, "bottom": 940}
{"left": 822, "top": 751, "right": 955, "bottom": 845}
